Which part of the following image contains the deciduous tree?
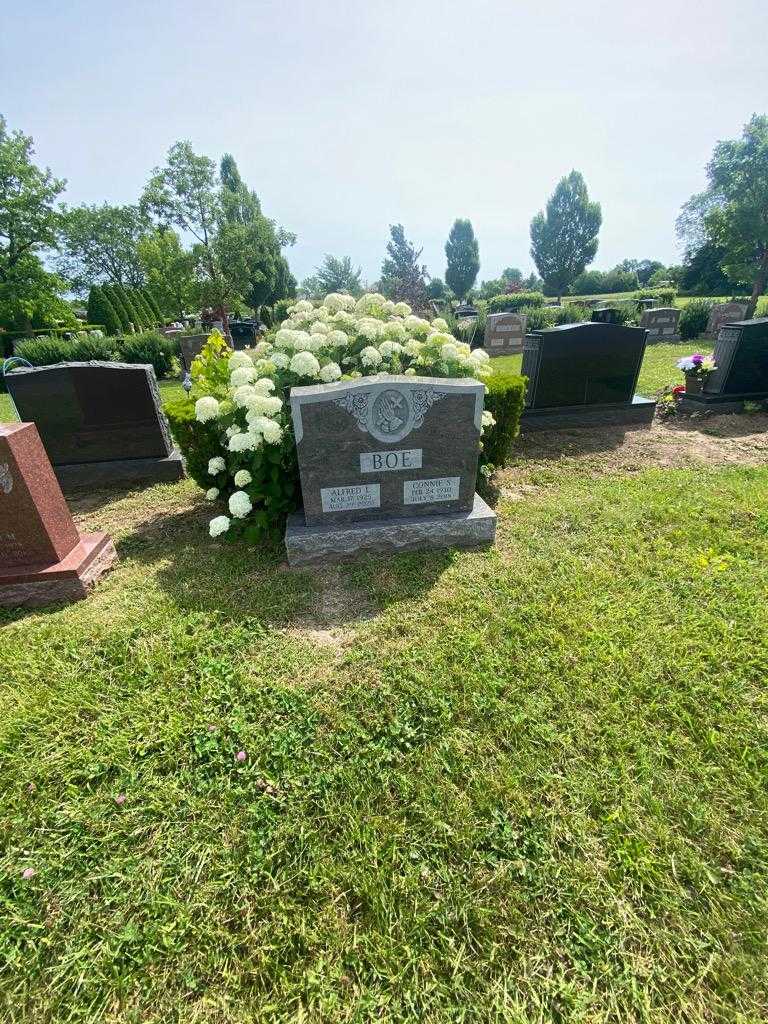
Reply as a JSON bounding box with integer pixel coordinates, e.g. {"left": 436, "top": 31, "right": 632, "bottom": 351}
{"left": 445, "top": 219, "right": 480, "bottom": 300}
{"left": 530, "top": 171, "right": 602, "bottom": 300}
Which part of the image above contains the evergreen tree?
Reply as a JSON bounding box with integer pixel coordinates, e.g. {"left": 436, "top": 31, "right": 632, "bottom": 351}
{"left": 102, "top": 283, "right": 130, "bottom": 330}
{"left": 127, "top": 287, "right": 150, "bottom": 328}
{"left": 445, "top": 219, "right": 480, "bottom": 300}
{"left": 379, "top": 224, "right": 428, "bottom": 307}
{"left": 530, "top": 171, "right": 602, "bottom": 300}
{"left": 143, "top": 288, "right": 163, "bottom": 321}
{"left": 132, "top": 288, "right": 156, "bottom": 326}
{"left": 87, "top": 285, "right": 122, "bottom": 335}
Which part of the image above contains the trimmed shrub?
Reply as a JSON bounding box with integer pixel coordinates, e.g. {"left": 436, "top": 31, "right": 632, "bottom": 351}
{"left": 116, "top": 285, "right": 144, "bottom": 330}
{"left": 636, "top": 287, "right": 677, "bottom": 307}
{"left": 16, "top": 334, "right": 120, "bottom": 365}
{"left": 133, "top": 289, "right": 157, "bottom": 328}
{"left": 119, "top": 331, "right": 178, "bottom": 378}
{"left": 483, "top": 370, "right": 527, "bottom": 468}
{"left": 86, "top": 285, "right": 122, "bottom": 336}
{"left": 521, "top": 303, "right": 590, "bottom": 331}
{"left": 679, "top": 299, "right": 714, "bottom": 341}
{"left": 488, "top": 291, "right": 545, "bottom": 313}
{"left": 102, "top": 284, "right": 131, "bottom": 331}
{"left": 143, "top": 288, "right": 163, "bottom": 321}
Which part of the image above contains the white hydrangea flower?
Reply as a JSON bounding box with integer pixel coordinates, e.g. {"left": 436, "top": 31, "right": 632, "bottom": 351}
{"left": 290, "top": 351, "right": 321, "bottom": 376}
{"left": 226, "top": 425, "right": 242, "bottom": 438}
{"left": 228, "top": 490, "right": 252, "bottom": 518}
{"left": 206, "top": 487, "right": 219, "bottom": 500}
{"left": 382, "top": 321, "right": 406, "bottom": 342}
{"left": 357, "top": 318, "right": 382, "bottom": 342}
{"left": 323, "top": 292, "right": 356, "bottom": 312}
{"left": 292, "top": 331, "right": 315, "bottom": 352}
{"left": 195, "top": 396, "right": 220, "bottom": 423}
{"left": 383, "top": 300, "right": 396, "bottom": 315}
{"left": 262, "top": 420, "right": 283, "bottom": 444}
{"left": 393, "top": 302, "right": 412, "bottom": 317}
{"left": 230, "top": 366, "right": 256, "bottom": 387}
{"left": 252, "top": 341, "right": 273, "bottom": 358}
{"left": 404, "top": 316, "right": 431, "bottom": 338}
{"left": 379, "top": 340, "right": 403, "bottom": 358}
{"left": 319, "top": 361, "right": 342, "bottom": 382}
{"left": 253, "top": 377, "right": 276, "bottom": 395}
{"left": 472, "top": 348, "right": 490, "bottom": 362}
{"left": 234, "top": 470, "right": 252, "bottom": 487}
{"left": 229, "top": 432, "right": 259, "bottom": 452}
{"left": 293, "top": 300, "right": 314, "bottom": 314}
{"left": 275, "top": 328, "right": 297, "bottom": 350}
{"left": 208, "top": 456, "right": 226, "bottom": 475}
{"left": 310, "top": 321, "right": 330, "bottom": 335}
{"left": 356, "top": 292, "right": 387, "bottom": 314}
{"left": 271, "top": 351, "right": 290, "bottom": 369}
{"left": 432, "top": 317, "right": 449, "bottom": 331}
{"left": 228, "top": 352, "right": 253, "bottom": 371}
{"left": 209, "top": 515, "right": 230, "bottom": 537}
{"left": 245, "top": 394, "right": 282, "bottom": 418}
{"left": 404, "top": 367, "right": 417, "bottom": 376}
{"left": 360, "top": 346, "right": 383, "bottom": 368}
{"left": 441, "top": 343, "right": 459, "bottom": 361}
{"left": 327, "top": 330, "right": 349, "bottom": 346}
{"left": 232, "top": 385, "right": 258, "bottom": 408}
{"left": 403, "top": 339, "right": 423, "bottom": 356}
{"left": 482, "top": 410, "right": 496, "bottom": 431}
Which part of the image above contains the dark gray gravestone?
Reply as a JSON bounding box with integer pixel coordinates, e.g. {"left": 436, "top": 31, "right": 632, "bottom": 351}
{"left": 704, "top": 302, "right": 748, "bottom": 340}
{"left": 520, "top": 322, "right": 655, "bottom": 430}
{"left": 640, "top": 306, "right": 680, "bottom": 341}
{"left": 284, "top": 375, "right": 495, "bottom": 565}
{"left": 680, "top": 318, "right": 768, "bottom": 412}
{"left": 179, "top": 334, "right": 209, "bottom": 373}
{"left": 484, "top": 313, "right": 526, "bottom": 355}
{"left": 591, "top": 307, "right": 623, "bottom": 325}
{"left": 5, "top": 362, "right": 184, "bottom": 489}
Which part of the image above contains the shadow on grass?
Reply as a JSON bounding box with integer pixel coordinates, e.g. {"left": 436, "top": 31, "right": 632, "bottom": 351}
{"left": 511, "top": 424, "right": 637, "bottom": 462}
{"left": 112, "top": 501, "right": 456, "bottom": 631}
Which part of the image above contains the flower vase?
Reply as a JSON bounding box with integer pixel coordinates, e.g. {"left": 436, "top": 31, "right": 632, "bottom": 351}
{"left": 685, "top": 373, "right": 704, "bottom": 396}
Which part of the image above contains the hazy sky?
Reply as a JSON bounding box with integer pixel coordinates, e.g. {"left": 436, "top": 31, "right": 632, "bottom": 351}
{"left": 3, "top": 0, "right": 766, "bottom": 286}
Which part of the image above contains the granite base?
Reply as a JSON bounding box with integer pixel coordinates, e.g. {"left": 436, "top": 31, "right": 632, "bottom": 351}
{"left": 521, "top": 395, "right": 656, "bottom": 432}
{"left": 0, "top": 533, "right": 117, "bottom": 607}
{"left": 677, "top": 391, "right": 768, "bottom": 414}
{"left": 54, "top": 450, "right": 185, "bottom": 491}
{"left": 285, "top": 493, "right": 496, "bottom": 567}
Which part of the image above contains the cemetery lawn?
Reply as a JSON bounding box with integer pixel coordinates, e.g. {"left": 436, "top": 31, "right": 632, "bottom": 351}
{"left": 2, "top": 435, "right": 768, "bottom": 1022}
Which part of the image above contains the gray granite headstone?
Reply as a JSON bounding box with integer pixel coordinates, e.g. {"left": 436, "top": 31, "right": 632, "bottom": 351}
{"left": 640, "top": 306, "right": 680, "bottom": 341}
{"left": 179, "top": 334, "right": 210, "bottom": 373}
{"left": 290, "top": 375, "right": 484, "bottom": 526}
{"left": 705, "top": 302, "right": 748, "bottom": 339}
{"left": 484, "top": 313, "right": 527, "bottom": 355}
{"left": 4, "top": 361, "right": 184, "bottom": 488}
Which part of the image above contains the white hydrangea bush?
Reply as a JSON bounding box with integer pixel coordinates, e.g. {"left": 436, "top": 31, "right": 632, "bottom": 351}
{"left": 183, "top": 295, "right": 495, "bottom": 540}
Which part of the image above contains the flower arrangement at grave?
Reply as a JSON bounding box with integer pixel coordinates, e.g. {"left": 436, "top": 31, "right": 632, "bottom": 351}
{"left": 174, "top": 293, "right": 494, "bottom": 541}
{"left": 676, "top": 352, "right": 717, "bottom": 396}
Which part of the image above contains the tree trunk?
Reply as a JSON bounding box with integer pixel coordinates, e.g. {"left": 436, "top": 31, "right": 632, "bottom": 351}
{"left": 745, "top": 249, "right": 768, "bottom": 319}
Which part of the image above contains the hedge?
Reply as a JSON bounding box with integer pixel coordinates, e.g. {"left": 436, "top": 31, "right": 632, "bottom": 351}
{"left": 488, "top": 291, "right": 545, "bottom": 313}
{"left": 483, "top": 370, "right": 527, "bottom": 468}
{"left": 165, "top": 398, "right": 223, "bottom": 489}
{"left": 679, "top": 299, "right": 714, "bottom": 341}
{"left": 14, "top": 331, "right": 179, "bottom": 379}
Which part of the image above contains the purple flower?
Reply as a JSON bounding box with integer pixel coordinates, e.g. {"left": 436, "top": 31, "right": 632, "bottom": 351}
{"left": 236, "top": 750, "right": 247, "bottom": 762}
{"left": 692, "top": 353, "right": 704, "bottom": 365}
{"left": 21, "top": 867, "right": 36, "bottom": 880}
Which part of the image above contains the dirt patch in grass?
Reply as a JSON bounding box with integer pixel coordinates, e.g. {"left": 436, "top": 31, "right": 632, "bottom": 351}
{"left": 286, "top": 565, "right": 375, "bottom": 650}
{"left": 502, "top": 412, "right": 768, "bottom": 495}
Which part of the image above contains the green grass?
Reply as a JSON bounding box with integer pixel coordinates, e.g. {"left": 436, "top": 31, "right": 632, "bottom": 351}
{"left": 2, "top": 461, "right": 768, "bottom": 1021}
{"left": 491, "top": 341, "right": 712, "bottom": 398}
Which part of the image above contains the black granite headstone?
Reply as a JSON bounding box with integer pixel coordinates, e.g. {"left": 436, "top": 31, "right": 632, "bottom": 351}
{"left": 680, "top": 318, "right": 768, "bottom": 411}
{"left": 591, "top": 307, "right": 623, "bottom": 325}
{"left": 5, "top": 361, "right": 184, "bottom": 488}
{"left": 520, "top": 322, "right": 655, "bottom": 430}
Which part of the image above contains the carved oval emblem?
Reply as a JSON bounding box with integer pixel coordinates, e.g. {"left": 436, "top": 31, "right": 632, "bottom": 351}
{"left": 368, "top": 388, "right": 414, "bottom": 443}
{"left": 0, "top": 463, "right": 12, "bottom": 495}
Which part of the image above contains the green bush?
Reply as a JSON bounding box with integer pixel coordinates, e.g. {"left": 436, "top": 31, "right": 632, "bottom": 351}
{"left": 143, "top": 288, "right": 163, "bottom": 322}
{"left": 482, "top": 370, "right": 527, "bottom": 468}
{"left": 15, "top": 334, "right": 120, "bottom": 365}
{"left": 132, "top": 289, "right": 157, "bottom": 328}
{"left": 102, "top": 284, "right": 131, "bottom": 331}
{"left": 679, "top": 299, "right": 714, "bottom": 341}
{"left": 165, "top": 398, "right": 223, "bottom": 488}
{"left": 119, "top": 331, "right": 178, "bottom": 377}
{"left": 520, "top": 304, "right": 590, "bottom": 331}
{"left": 636, "top": 287, "right": 677, "bottom": 307}
{"left": 86, "top": 285, "right": 122, "bottom": 336}
{"left": 488, "top": 291, "right": 545, "bottom": 313}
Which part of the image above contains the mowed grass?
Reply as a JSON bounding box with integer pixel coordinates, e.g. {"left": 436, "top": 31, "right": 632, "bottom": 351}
{"left": 491, "top": 341, "right": 713, "bottom": 398}
{"left": 1, "top": 462, "right": 768, "bottom": 1022}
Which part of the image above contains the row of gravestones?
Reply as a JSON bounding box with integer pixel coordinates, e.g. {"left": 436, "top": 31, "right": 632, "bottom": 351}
{"left": 2, "top": 314, "right": 768, "bottom": 605}
{"left": 483, "top": 301, "right": 750, "bottom": 354}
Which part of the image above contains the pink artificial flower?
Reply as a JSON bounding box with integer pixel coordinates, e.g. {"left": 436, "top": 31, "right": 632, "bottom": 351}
{"left": 21, "top": 867, "right": 36, "bottom": 880}
{"left": 236, "top": 750, "right": 247, "bottom": 762}
{"left": 115, "top": 793, "right": 126, "bottom": 806}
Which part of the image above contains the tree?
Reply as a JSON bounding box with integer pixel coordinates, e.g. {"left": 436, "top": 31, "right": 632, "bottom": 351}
{"left": 0, "top": 115, "right": 67, "bottom": 335}
{"left": 445, "top": 219, "right": 479, "bottom": 300}
{"left": 58, "top": 203, "right": 148, "bottom": 294}
{"left": 530, "top": 171, "right": 602, "bottom": 300}
{"left": 678, "top": 241, "right": 735, "bottom": 295}
{"left": 313, "top": 254, "right": 363, "bottom": 296}
{"left": 677, "top": 114, "right": 768, "bottom": 316}
{"left": 114, "top": 283, "right": 144, "bottom": 330}
{"left": 102, "top": 283, "right": 131, "bottom": 330}
{"left": 87, "top": 284, "right": 122, "bottom": 335}
{"left": 380, "top": 224, "right": 429, "bottom": 308}
{"left": 427, "top": 277, "right": 449, "bottom": 300}
{"left": 137, "top": 228, "right": 199, "bottom": 320}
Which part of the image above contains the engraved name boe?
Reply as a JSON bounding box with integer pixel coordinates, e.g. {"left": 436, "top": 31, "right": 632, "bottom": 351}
{"left": 359, "top": 449, "right": 422, "bottom": 473}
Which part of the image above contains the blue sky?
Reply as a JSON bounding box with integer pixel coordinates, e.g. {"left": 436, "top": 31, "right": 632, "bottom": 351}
{"left": 3, "top": 0, "right": 766, "bottom": 286}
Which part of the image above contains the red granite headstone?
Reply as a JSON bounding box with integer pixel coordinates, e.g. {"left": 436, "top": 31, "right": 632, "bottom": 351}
{"left": 0, "top": 423, "right": 117, "bottom": 607}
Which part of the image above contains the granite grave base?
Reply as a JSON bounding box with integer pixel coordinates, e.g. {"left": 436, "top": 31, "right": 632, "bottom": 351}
{"left": 54, "top": 451, "right": 185, "bottom": 491}
{"left": 677, "top": 391, "right": 768, "bottom": 415}
{"left": 521, "top": 395, "right": 656, "bottom": 432}
{"left": 285, "top": 492, "right": 496, "bottom": 567}
{"left": 0, "top": 533, "right": 117, "bottom": 608}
